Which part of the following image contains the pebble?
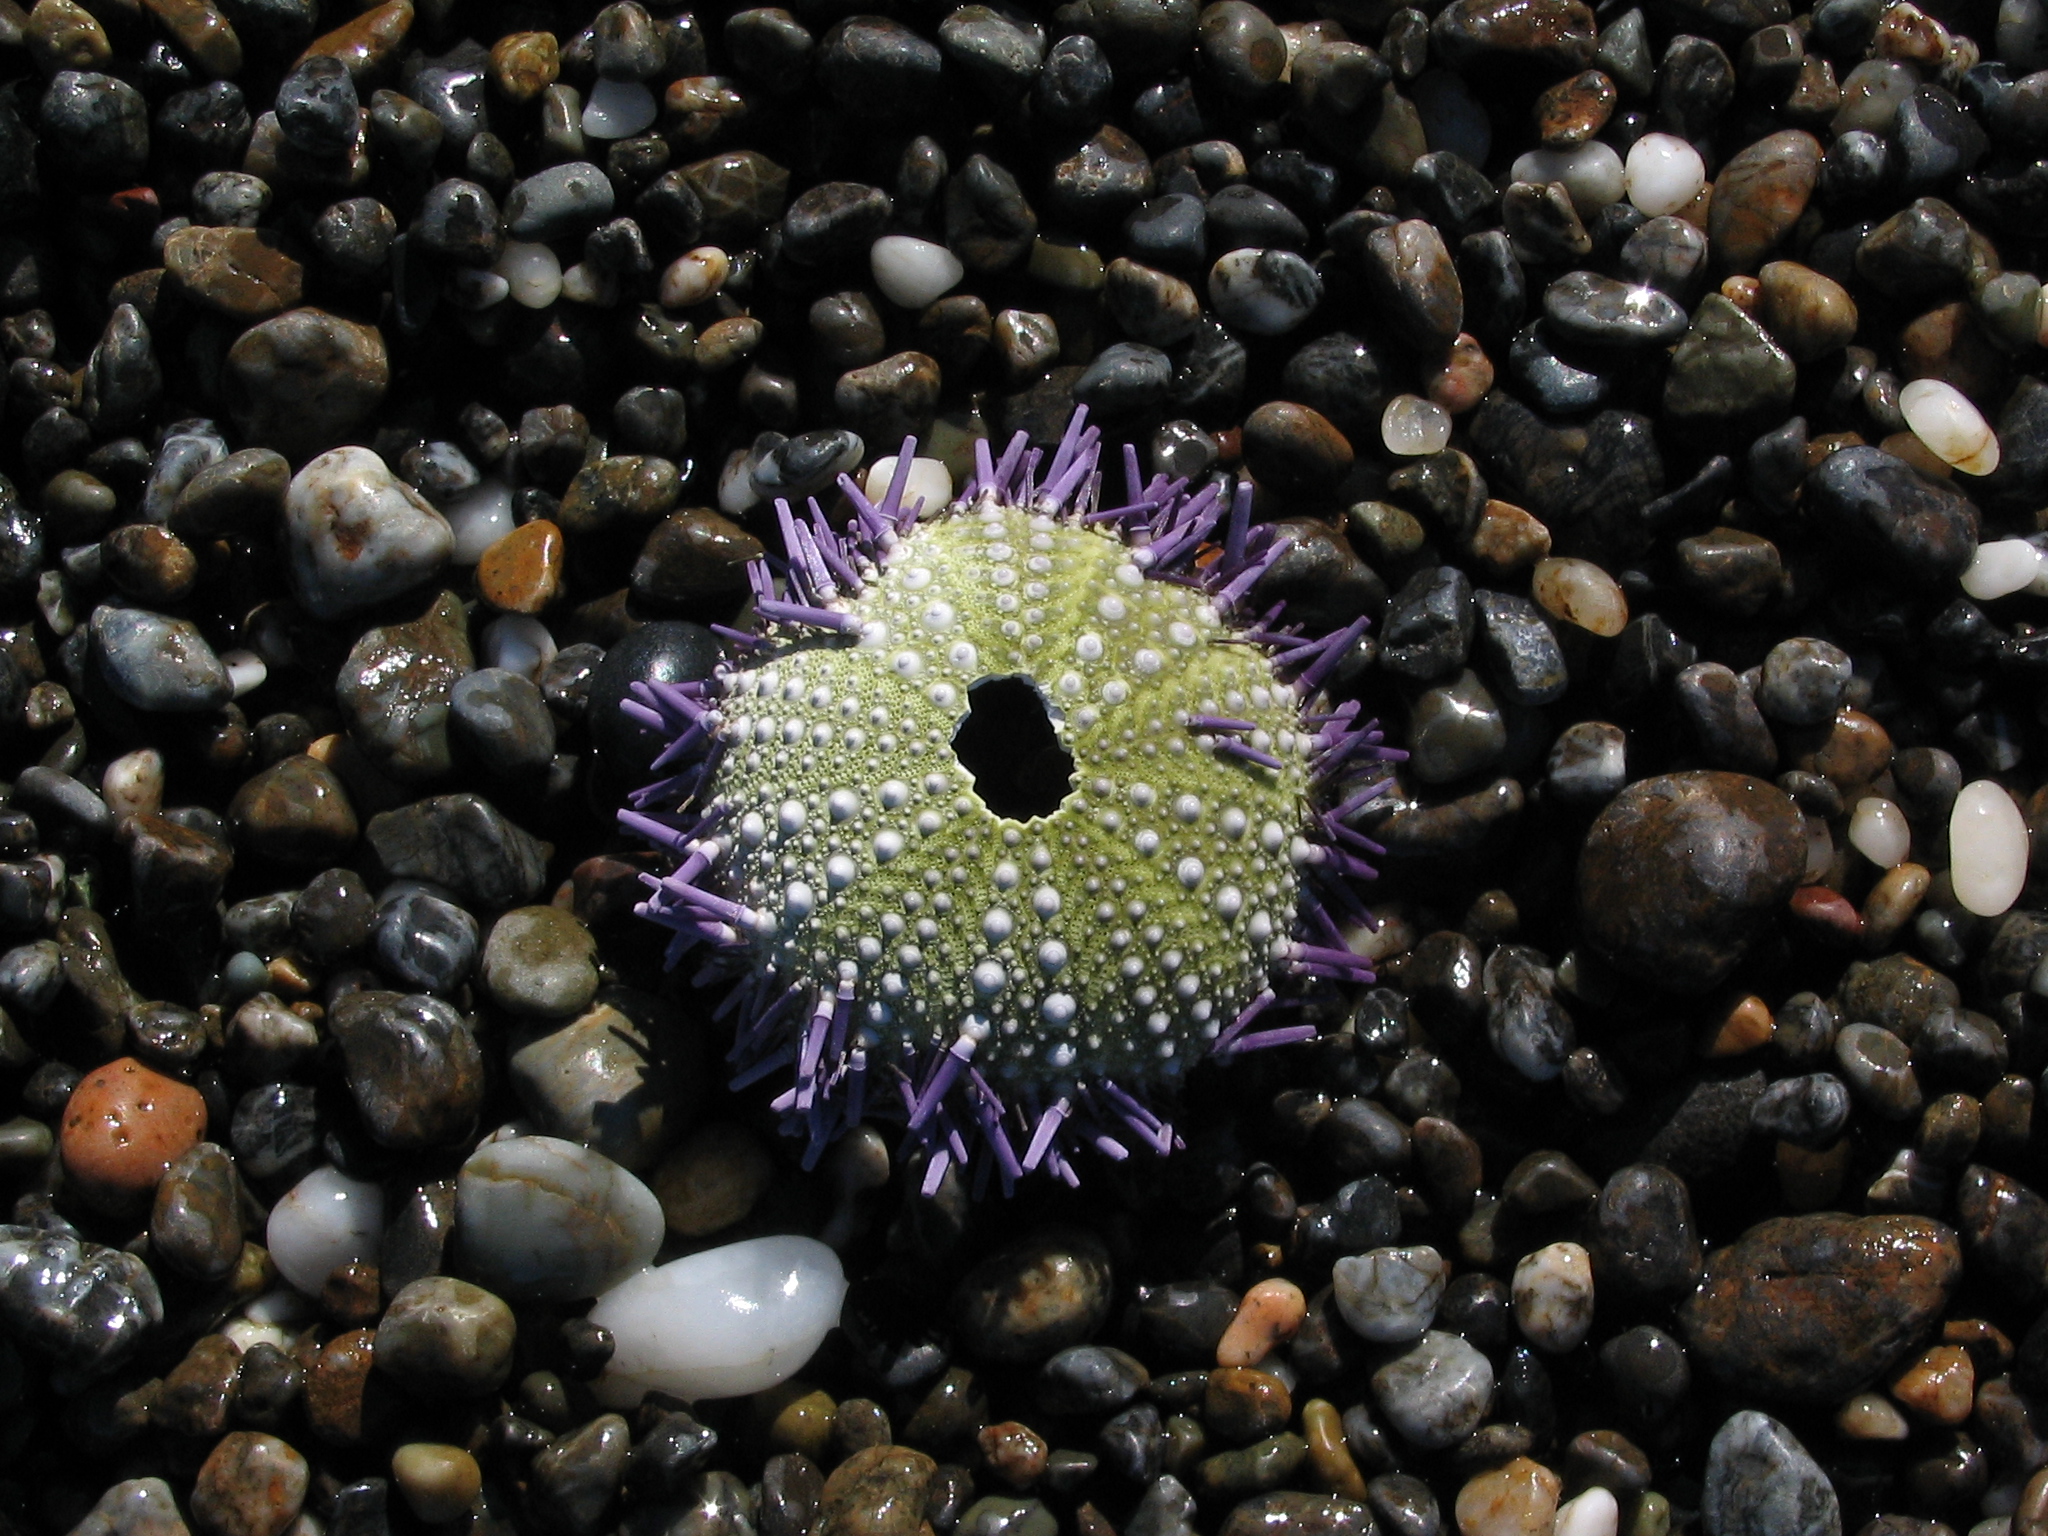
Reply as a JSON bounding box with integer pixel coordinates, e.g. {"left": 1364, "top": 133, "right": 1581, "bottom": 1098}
{"left": 1951, "top": 780, "right": 2029, "bottom": 917}
{"left": 1510, "top": 1242, "right": 1594, "bottom": 1353}
{"left": 90, "top": 606, "right": 232, "bottom": 713}
{"left": 373, "top": 1276, "right": 515, "bottom": 1398}
{"left": 1623, "top": 133, "right": 1706, "bottom": 217}
{"left": 390, "top": 1445, "right": 481, "bottom": 1525}
{"left": 0, "top": 1223, "right": 163, "bottom": 1381}
{"left": 1381, "top": 396, "right": 1452, "bottom": 457}
{"left": 1453, "top": 1458, "right": 1560, "bottom": 1536}
{"left": 1208, "top": 249, "right": 1321, "bottom": 336}
{"left": 191, "top": 1433, "right": 307, "bottom": 1536}
{"left": 60, "top": 1057, "right": 208, "bottom": 1213}
{"left": 954, "top": 1228, "right": 1115, "bottom": 1365}
{"left": 871, "top": 236, "right": 964, "bottom": 309}
{"left": 283, "top": 447, "right": 452, "bottom": 619}
{"left": 1900, "top": 378, "right": 2000, "bottom": 475}
{"left": 455, "top": 1134, "right": 663, "bottom": 1300}
{"left": 1369, "top": 1331, "right": 1494, "bottom": 1450}
{"left": 649, "top": 1121, "right": 775, "bottom": 1236}
{"left": 150, "top": 1141, "right": 244, "bottom": 1283}
{"left": 265, "top": 1165, "right": 384, "bottom": 1295}
{"left": 1332, "top": 1247, "right": 1447, "bottom": 1343}
{"left": 1961, "top": 538, "right": 2045, "bottom": 600}
{"left": 590, "top": 1236, "right": 846, "bottom": 1405}
{"left": 1699, "top": 1412, "right": 1840, "bottom": 1536}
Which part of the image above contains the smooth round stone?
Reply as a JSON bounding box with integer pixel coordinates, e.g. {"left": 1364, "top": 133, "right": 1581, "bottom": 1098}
{"left": 660, "top": 246, "right": 728, "bottom": 308}
{"left": 481, "top": 907, "right": 600, "bottom": 1018}
{"left": 1370, "top": 1330, "right": 1494, "bottom": 1450}
{"left": 494, "top": 241, "right": 562, "bottom": 309}
{"left": 1511, "top": 1241, "right": 1594, "bottom": 1353}
{"left": 863, "top": 455, "right": 954, "bottom": 517}
{"left": 483, "top": 614, "right": 558, "bottom": 679}
{"left": 456, "top": 1134, "right": 663, "bottom": 1300}
{"left": 1901, "top": 378, "right": 2000, "bottom": 475}
{"left": 582, "top": 76, "right": 656, "bottom": 138}
{"left": 61, "top": 1057, "right": 209, "bottom": 1213}
{"left": 1531, "top": 557, "right": 1627, "bottom": 636}
{"left": 444, "top": 480, "right": 515, "bottom": 565}
{"left": 391, "top": 1445, "right": 482, "bottom": 1525}
{"left": 1951, "top": 780, "right": 2029, "bottom": 917}
{"left": 451, "top": 668, "right": 556, "bottom": 773}
{"left": 871, "top": 235, "right": 964, "bottom": 309}
{"left": 1553, "top": 1486, "right": 1618, "bottom": 1536}
{"left": 1622, "top": 133, "right": 1706, "bottom": 218}
{"left": 1511, "top": 141, "right": 1625, "bottom": 215}
{"left": 1849, "top": 798, "right": 1911, "bottom": 868}
{"left": 266, "top": 1165, "right": 385, "bottom": 1295}
{"left": 375, "top": 1276, "right": 516, "bottom": 1398}
{"left": 589, "top": 1235, "right": 847, "bottom": 1406}
{"left": 1454, "top": 1458, "right": 1561, "bottom": 1536}
{"left": 1962, "top": 538, "right": 2045, "bottom": 600}
{"left": 374, "top": 892, "right": 479, "bottom": 995}
{"left": 91, "top": 606, "right": 233, "bottom": 714}
{"left": 1332, "top": 1246, "right": 1447, "bottom": 1343}
{"left": 1382, "top": 395, "right": 1452, "bottom": 456}
{"left": 1208, "top": 248, "right": 1322, "bottom": 336}
{"left": 284, "top": 447, "right": 453, "bottom": 619}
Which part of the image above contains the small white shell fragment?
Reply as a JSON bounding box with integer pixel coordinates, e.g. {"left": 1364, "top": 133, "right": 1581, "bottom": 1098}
{"left": 581, "top": 76, "right": 656, "bottom": 139}
{"left": 1511, "top": 1239, "right": 1594, "bottom": 1353}
{"left": 443, "top": 479, "right": 516, "bottom": 565}
{"left": 863, "top": 455, "right": 955, "bottom": 518}
{"left": 220, "top": 649, "right": 269, "bottom": 698}
{"left": 1510, "top": 141, "right": 1626, "bottom": 215}
{"left": 1848, "top": 797, "right": 1911, "bottom": 868}
{"left": 1900, "top": 377, "right": 2001, "bottom": 475}
{"left": 1950, "top": 779, "right": 2030, "bottom": 918}
{"left": 1553, "top": 1486, "right": 1620, "bottom": 1536}
{"left": 588, "top": 1235, "right": 849, "bottom": 1406}
{"left": 494, "top": 241, "right": 562, "bottom": 310}
{"left": 1381, "top": 394, "right": 1451, "bottom": 456}
{"left": 660, "top": 246, "right": 730, "bottom": 309}
{"left": 482, "top": 614, "right": 558, "bottom": 679}
{"left": 266, "top": 1165, "right": 385, "bottom": 1295}
{"left": 1622, "top": 133, "right": 1707, "bottom": 218}
{"left": 870, "top": 235, "right": 965, "bottom": 309}
{"left": 1961, "top": 537, "right": 2042, "bottom": 600}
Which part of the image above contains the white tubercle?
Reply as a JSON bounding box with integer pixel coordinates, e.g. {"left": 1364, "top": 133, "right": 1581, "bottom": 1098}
{"left": 581, "top": 77, "right": 657, "bottom": 139}
{"left": 870, "top": 235, "right": 965, "bottom": 310}
{"left": 1382, "top": 394, "right": 1451, "bottom": 456}
{"left": 1553, "top": 1486, "right": 1620, "bottom": 1536}
{"left": 495, "top": 241, "right": 562, "bottom": 309}
{"left": 1622, "top": 133, "right": 1707, "bottom": 218}
{"left": 443, "top": 479, "right": 516, "bottom": 564}
{"left": 1511, "top": 141, "right": 1626, "bottom": 215}
{"left": 1961, "top": 538, "right": 2043, "bottom": 600}
{"left": 863, "top": 455, "right": 955, "bottom": 518}
{"left": 266, "top": 1165, "right": 385, "bottom": 1295}
{"left": 1900, "top": 377, "right": 2000, "bottom": 475}
{"left": 588, "top": 1235, "right": 848, "bottom": 1406}
{"left": 482, "top": 614, "right": 558, "bottom": 679}
{"left": 1950, "top": 779, "right": 2030, "bottom": 918}
{"left": 1848, "top": 797, "right": 1911, "bottom": 868}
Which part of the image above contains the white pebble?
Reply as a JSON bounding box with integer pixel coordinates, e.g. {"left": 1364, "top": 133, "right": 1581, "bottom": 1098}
{"left": 1553, "top": 1487, "right": 1620, "bottom": 1536}
{"left": 482, "top": 614, "right": 558, "bottom": 680}
{"left": 220, "top": 649, "right": 268, "bottom": 698}
{"left": 1511, "top": 141, "right": 1626, "bottom": 216}
{"left": 1849, "top": 797, "right": 1912, "bottom": 868}
{"left": 870, "top": 235, "right": 965, "bottom": 309}
{"left": 561, "top": 262, "right": 615, "bottom": 306}
{"left": 581, "top": 76, "right": 656, "bottom": 139}
{"left": 863, "top": 455, "right": 955, "bottom": 518}
{"left": 588, "top": 1235, "right": 847, "bottom": 1406}
{"left": 660, "top": 246, "right": 729, "bottom": 308}
{"left": 1511, "top": 1240, "right": 1594, "bottom": 1353}
{"left": 1965, "top": 538, "right": 2047, "bottom": 600}
{"left": 494, "top": 241, "right": 562, "bottom": 309}
{"left": 265, "top": 1165, "right": 385, "bottom": 1296}
{"left": 1901, "top": 378, "right": 2001, "bottom": 474}
{"left": 1950, "top": 779, "right": 2030, "bottom": 918}
{"left": 443, "top": 479, "right": 516, "bottom": 565}
{"left": 100, "top": 748, "right": 164, "bottom": 822}
{"left": 1381, "top": 394, "right": 1451, "bottom": 456}
{"left": 1623, "top": 133, "right": 1708, "bottom": 218}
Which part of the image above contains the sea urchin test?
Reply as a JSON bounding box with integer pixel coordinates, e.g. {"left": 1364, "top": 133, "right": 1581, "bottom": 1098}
{"left": 621, "top": 409, "right": 1399, "bottom": 1191}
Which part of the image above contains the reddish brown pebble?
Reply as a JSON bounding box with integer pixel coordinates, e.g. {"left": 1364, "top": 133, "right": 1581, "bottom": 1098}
{"left": 60, "top": 1056, "right": 209, "bottom": 1212}
{"left": 1890, "top": 1343, "right": 1974, "bottom": 1424}
{"left": 977, "top": 1421, "right": 1049, "bottom": 1489}
{"left": 1425, "top": 333, "right": 1494, "bottom": 414}
{"left": 191, "top": 1431, "right": 308, "bottom": 1536}
{"left": 477, "top": 519, "right": 564, "bottom": 614}
{"left": 1790, "top": 885, "right": 1863, "bottom": 941}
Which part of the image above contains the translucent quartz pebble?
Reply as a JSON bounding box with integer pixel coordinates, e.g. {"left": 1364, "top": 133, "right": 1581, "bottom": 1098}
{"left": 588, "top": 1235, "right": 848, "bottom": 1406}
{"left": 444, "top": 479, "right": 515, "bottom": 564}
{"left": 660, "top": 246, "right": 729, "bottom": 309}
{"left": 266, "top": 1165, "right": 384, "bottom": 1295}
{"left": 1623, "top": 133, "right": 1707, "bottom": 218}
{"left": 862, "top": 455, "right": 954, "bottom": 517}
{"left": 1511, "top": 142, "right": 1626, "bottom": 215}
{"left": 482, "top": 614, "right": 557, "bottom": 678}
{"left": 1382, "top": 394, "right": 1451, "bottom": 456}
{"left": 1962, "top": 538, "right": 2043, "bottom": 600}
{"left": 1849, "top": 797, "right": 1911, "bottom": 867}
{"left": 456, "top": 1134, "right": 663, "bottom": 1301}
{"left": 1531, "top": 557, "right": 1629, "bottom": 637}
{"left": 1900, "top": 378, "right": 2000, "bottom": 475}
{"left": 870, "top": 235, "right": 964, "bottom": 310}
{"left": 582, "top": 77, "right": 656, "bottom": 139}
{"left": 495, "top": 241, "right": 562, "bottom": 309}
{"left": 1951, "top": 779, "right": 2029, "bottom": 917}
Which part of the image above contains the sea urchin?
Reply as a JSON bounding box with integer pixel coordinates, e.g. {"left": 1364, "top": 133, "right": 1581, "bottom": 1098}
{"left": 620, "top": 408, "right": 1400, "bottom": 1194}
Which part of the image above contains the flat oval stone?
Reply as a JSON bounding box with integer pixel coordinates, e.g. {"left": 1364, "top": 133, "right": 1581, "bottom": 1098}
{"left": 1678, "top": 1213, "right": 1961, "bottom": 1402}
{"left": 455, "top": 1134, "right": 662, "bottom": 1300}
{"left": 589, "top": 1234, "right": 847, "bottom": 1405}
{"left": 1950, "top": 779, "right": 2029, "bottom": 917}
{"left": 89, "top": 606, "right": 232, "bottom": 713}
{"left": 1541, "top": 271, "right": 1687, "bottom": 348}
{"left": 1708, "top": 130, "right": 1822, "bottom": 273}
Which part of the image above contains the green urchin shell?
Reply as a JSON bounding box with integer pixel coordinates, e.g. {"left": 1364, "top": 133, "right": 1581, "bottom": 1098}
{"left": 714, "top": 498, "right": 1310, "bottom": 1087}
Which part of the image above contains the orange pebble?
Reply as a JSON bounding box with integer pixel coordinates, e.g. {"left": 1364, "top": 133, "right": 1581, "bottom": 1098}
{"left": 477, "top": 519, "right": 564, "bottom": 614}
{"left": 61, "top": 1057, "right": 208, "bottom": 1212}
{"left": 1216, "top": 1276, "right": 1306, "bottom": 1367}
{"left": 1703, "top": 994, "right": 1774, "bottom": 1057}
{"left": 1891, "top": 1344, "right": 1975, "bottom": 1425}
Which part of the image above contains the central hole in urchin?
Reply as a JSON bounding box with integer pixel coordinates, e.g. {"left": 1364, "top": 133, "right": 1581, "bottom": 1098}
{"left": 952, "top": 675, "right": 1075, "bottom": 821}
